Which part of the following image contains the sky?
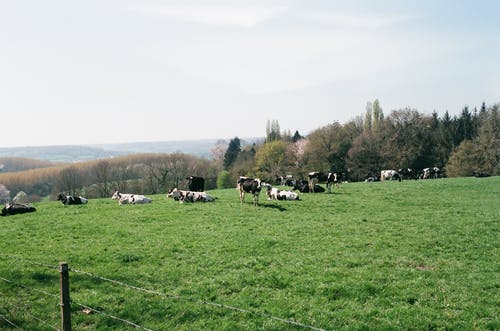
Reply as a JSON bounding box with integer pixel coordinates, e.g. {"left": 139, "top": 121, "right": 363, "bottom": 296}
{"left": 1, "top": 0, "right": 499, "bottom": 147}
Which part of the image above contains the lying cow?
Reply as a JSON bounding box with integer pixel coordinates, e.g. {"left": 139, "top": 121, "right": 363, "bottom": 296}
{"left": 112, "top": 191, "right": 151, "bottom": 205}
{"left": 266, "top": 186, "right": 299, "bottom": 201}
{"left": 237, "top": 176, "right": 262, "bottom": 206}
{"left": 167, "top": 188, "right": 214, "bottom": 203}
{"left": 1, "top": 203, "right": 36, "bottom": 216}
{"left": 380, "top": 170, "right": 401, "bottom": 182}
{"left": 57, "top": 193, "right": 88, "bottom": 205}
{"left": 294, "top": 180, "right": 325, "bottom": 193}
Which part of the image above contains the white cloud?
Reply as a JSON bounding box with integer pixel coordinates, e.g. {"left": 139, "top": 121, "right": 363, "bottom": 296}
{"left": 293, "top": 10, "right": 413, "bottom": 30}
{"left": 130, "top": 4, "right": 282, "bottom": 28}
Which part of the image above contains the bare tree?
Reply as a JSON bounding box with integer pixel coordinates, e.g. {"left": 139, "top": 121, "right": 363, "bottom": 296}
{"left": 93, "top": 160, "right": 113, "bottom": 198}
{"left": 57, "top": 166, "right": 84, "bottom": 195}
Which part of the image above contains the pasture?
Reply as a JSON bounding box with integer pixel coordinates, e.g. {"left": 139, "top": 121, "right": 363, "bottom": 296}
{"left": 0, "top": 177, "right": 498, "bottom": 330}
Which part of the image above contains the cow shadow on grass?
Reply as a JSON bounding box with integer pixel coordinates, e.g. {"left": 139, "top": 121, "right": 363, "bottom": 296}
{"left": 259, "top": 203, "right": 288, "bottom": 212}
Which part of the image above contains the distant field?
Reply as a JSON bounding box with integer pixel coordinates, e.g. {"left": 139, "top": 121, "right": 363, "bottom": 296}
{"left": 0, "top": 177, "right": 498, "bottom": 330}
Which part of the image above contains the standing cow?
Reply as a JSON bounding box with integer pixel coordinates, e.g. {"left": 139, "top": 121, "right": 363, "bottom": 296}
{"left": 237, "top": 176, "right": 262, "bottom": 206}
{"left": 186, "top": 176, "right": 205, "bottom": 192}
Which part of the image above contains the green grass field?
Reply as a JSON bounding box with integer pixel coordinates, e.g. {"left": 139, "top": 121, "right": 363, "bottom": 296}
{"left": 1, "top": 177, "right": 498, "bottom": 330}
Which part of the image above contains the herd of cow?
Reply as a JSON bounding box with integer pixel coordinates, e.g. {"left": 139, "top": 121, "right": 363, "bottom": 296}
{"left": 1, "top": 168, "right": 447, "bottom": 216}
{"left": 375, "top": 167, "right": 442, "bottom": 182}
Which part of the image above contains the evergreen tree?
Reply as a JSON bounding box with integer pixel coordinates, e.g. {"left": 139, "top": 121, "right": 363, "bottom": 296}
{"left": 292, "top": 130, "right": 303, "bottom": 143}
{"left": 223, "top": 137, "right": 241, "bottom": 170}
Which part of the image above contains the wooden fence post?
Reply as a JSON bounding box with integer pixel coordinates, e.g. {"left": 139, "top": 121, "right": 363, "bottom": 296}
{"left": 59, "top": 262, "right": 71, "bottom": 331}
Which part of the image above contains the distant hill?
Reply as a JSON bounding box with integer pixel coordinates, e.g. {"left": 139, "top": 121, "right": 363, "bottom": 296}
{"left": 0, "top": 146, "right": 119, "bottom": 163}
{"left": 0, "top": 138, "right": 262, "bottom": 163}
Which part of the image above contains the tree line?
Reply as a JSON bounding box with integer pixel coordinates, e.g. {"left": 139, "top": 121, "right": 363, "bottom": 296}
{"left": 0, "top": 101, "right": 498, "bottom": 202}
{"left": 220, "top": 101, "right": 499, "bottom": 184}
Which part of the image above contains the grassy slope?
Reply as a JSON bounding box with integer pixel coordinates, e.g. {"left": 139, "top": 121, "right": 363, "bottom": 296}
{"left": 0, "top": 177, "right": 498, "bottom": 330}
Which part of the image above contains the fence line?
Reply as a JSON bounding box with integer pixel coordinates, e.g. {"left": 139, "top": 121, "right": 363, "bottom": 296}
{"left": 0, "top": 274, "right": 152, "bottom": 330}
{"left": 0, "top": 253, "right": 59, "bottom": 270}
{"left": 0, "top": 312, "right": 20, "bottom": 329}
{"left": 69, "top": 267, "right": 329, "bottom": 331}
{"left": 70, "top": 301, "right": 154, "bottom": 331}
{"left": 3, "top": 303, "right": 59, "bottom": 331}
{"left": 1, "top": 254, "right": 330, "bottom": 331}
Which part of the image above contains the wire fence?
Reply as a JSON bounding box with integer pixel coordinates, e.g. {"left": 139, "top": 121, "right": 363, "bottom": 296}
{"left": 0, "top": 253, "right": 329, "bottom": 331}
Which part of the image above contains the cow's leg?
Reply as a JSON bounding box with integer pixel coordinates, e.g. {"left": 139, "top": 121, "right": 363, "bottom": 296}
{"left": 253, "top": 192, "right": 258, "bottom": 206}
{"left": 239, "top": 189, "right": 245, "bottom": 203}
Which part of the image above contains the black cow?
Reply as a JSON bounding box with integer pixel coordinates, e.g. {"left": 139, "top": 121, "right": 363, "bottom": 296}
{"left": 57, "top": 193, "right": 88, "bottom": 205}
{"left": 237, "top": 176, "right": 262, "bottom": 206}
{"left": 398, "top": 168, "right": 416, "bottom": 180}
{"left": 1, "top": 203, "right": 36, "bottom": 216}
{"left": 186, "top": 176, "right": 205, "bottom": 192}
{"left": 294, "top": 180, "right": 325, "bottom": 193}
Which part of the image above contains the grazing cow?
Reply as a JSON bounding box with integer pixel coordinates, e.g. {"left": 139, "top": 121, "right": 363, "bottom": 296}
{"left": 380, "top": 170, "right": 401, "bottom": 182}
{"left": 421, "top": 167, "right": 441, "bottom": 179}
{"left": 1, "top": 203, "right": 36, "bottom": 216}
{"left": 293, "top": 180, "right": 325, "bottom": 193}
{"left": 398, "top": 168, "right": 416, "bottom": 180}
{"left": 326, "top": 172, "right": 343, "bottom": 192}
{"left": 167, "top": 188, "right": 214, "bottom": 203}
{"left": 266, "top": 186, "right": 299, "bottom": 201}
{"left": 186, "top": 176, "right": 205, "bottom": 192}
{"left": 237, "top": 176, "right": 262, "bottom": 206}
{"left": 57, "top": 193, "right": 88, "bottom": 205}
{"left": 111, "top": 191, "right": 151, "bottom": 205}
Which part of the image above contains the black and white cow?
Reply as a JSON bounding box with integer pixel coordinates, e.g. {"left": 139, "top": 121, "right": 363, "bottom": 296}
{"left": 1, "top": 203, "right": 36, "bottom": 216}
{"left": 308, "top": 171, "right": 340, "bottom": 193}
{"left": 398, "top": 168, "right": 416, "bottom": 180}
{"left": 57, "top": 193, "right": 88, "bottom": 205}
{"left": 237, "top": 176, "right": 262, "bottom": 206}
{"left": 380, "top": 170, "right": 401, "bottom": 182}
{"left": 275, "top": 175, "right": 296, "bottom": 187}
{"left": 167, "top": 188, "right": 214, "bottom": 203}
{"left": 111, "top": 191, "right": 151, "bottom": 205}
{"left": 266, "top": 186, "right": 299, "bottom": 201}
{"left": 186, "top": 176, "right": 205, "bottom": 192}
{"left": 421, "top": 167, "right": 441, "bottom": 179}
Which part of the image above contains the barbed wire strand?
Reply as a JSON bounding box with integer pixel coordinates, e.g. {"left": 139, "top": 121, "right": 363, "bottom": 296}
{"left": 71, "top": 301, "right": 154, "bottom": 331}
{"left": 70, "top": 267, "right": 329, "bottom": 331}
{"left": 0, "top": 276, "right": 59, "bottom": 299}
{"left": 5, "top": 304, "right": 59, "bottom": 331}
{"left": 0, "top": 275, "right": 154, "bottom": 331}
{"left": 0, "top": 313, "right": 21, "bottom": 329}
{"left": 0, "top": 254, "right": 60, "bottom": 270}
{"left": 0, "top": 276, "right": 60, "bottom": 330}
